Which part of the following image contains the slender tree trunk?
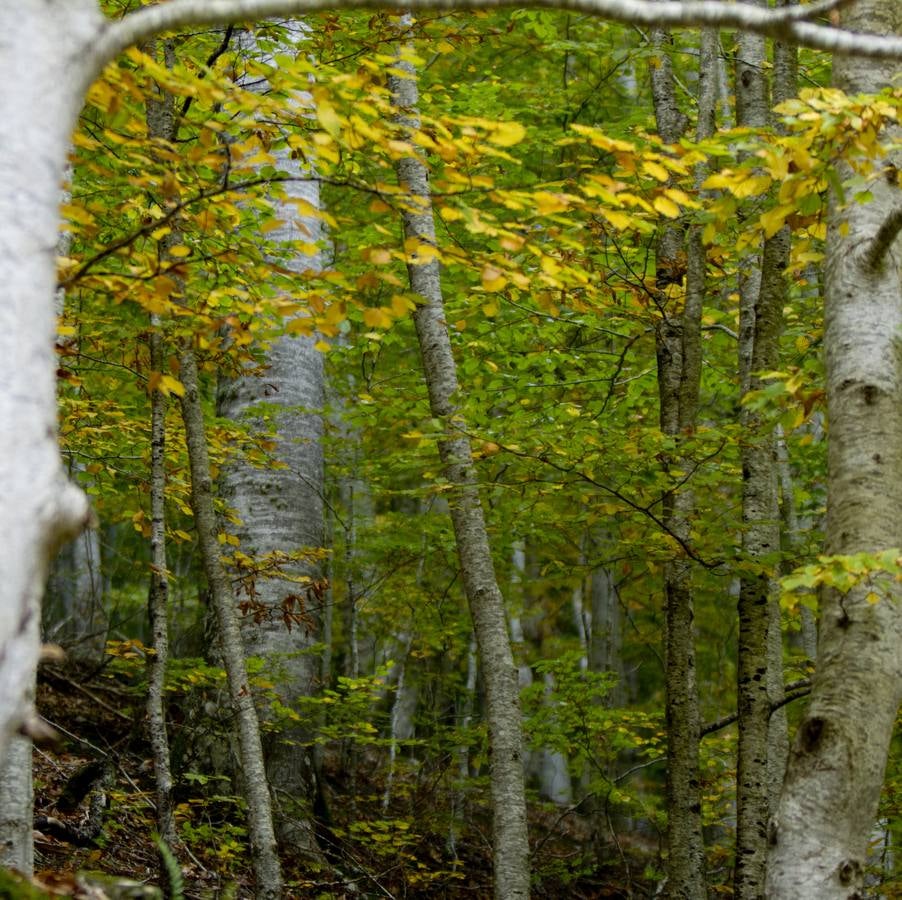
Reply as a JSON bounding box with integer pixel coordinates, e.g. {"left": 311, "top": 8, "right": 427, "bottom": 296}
{"left": 146, "top": 319, "right": 177, "bottom": 847}
{"left": 179, "top": 349, "right": 283, "bottom": 900}
{"left": 767, "top": 1, "right": 902, "bottom": 895}
{"left": 388, "top": 22, "right": 529, "bottom": 899}
{"left": 0, "top": 733, "right": 33, "bottom": 875}
{"left": 649, "top": 27, "right": 708, "bottom": 899}
{"left": 144, "top": 46, "right": 282, "bottom": 890}
{"left": 216, "top": 23, "right": 325, "bottom": 854}
{"left": 734, "top": 13, "right": 794, "bottom": 892}
{"left": 144, "top": 42, "right": 179, "bottom": 851}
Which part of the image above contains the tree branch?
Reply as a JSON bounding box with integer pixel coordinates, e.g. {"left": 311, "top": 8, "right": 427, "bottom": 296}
{"left": 699, "top": 678, "right": 812, "bottom": 738}
{"left": 90, "top": 0, "right": 902, "bottom": 79}
{"left": 864, "top": 204, "right": 902, "bottom": 273}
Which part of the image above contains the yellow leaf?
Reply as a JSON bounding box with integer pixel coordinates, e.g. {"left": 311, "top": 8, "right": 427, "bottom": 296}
{"left": 369, "top": 248, "right": 392, "bottom": 264}
{"left": 314, "top": 339, "right": 331, "bottom": 353}
{"left": 482, "top": 265, "right": 507, "bottom": 292}
{"left": 391, "top": 294, "right": 414, "bottom": 316}
{"left": 600, "top": 209, "right": 634, "bottom": 230}
{"left": 363, "top": 307, "right": 391, "bottom": 328}
{"left": 642, "top": 160, "right": 670, "bottom": 182}
{"left": 286, "top": 318, "right": 313, "bottom": 336}
{"left": 760, "top": 204, "right": 795, "bottom": 238}
{"left": 404, "top": 238, "right": 440, "bottom": 263}
{"left": 160, "top": 375, "right": 185, "bottom": 397}
{"left": 653, "top": 195, "right": 681, "bottom": 218}
{"left": 317, "top": 101, "right": 342, "bottom": 138}
{"left": 488, "top": 120, "right": 526, "bottom": 147}
{"left": 534, "top": 192, "right": 570, "bottom": 215}
{"left": 732, "top": 174, "right": 773, "bottom": 199}
{"left": 167, "top": 244, "right": 191, "bottom": 258}
{"left": 701, "top": 171, "right": 738, "bottom": 191}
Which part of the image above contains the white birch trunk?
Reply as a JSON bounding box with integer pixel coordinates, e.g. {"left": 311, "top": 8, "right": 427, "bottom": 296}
{"left": 767, "top": 1, "right": 902, "bottom": 895}
{"left": 0, "top": 1, "right": 97, "bottom": 764}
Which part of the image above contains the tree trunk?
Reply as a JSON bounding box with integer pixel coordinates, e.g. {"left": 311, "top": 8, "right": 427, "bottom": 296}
{"left": 216, "top": 23, "right": 325, "bottom": 854}
{"left": 147, "top": 321, "right": 177, "bottom": 847}
{"left": 649, "top": 27, "right": 707, "bottom": 899}
{"left": 767, "top": 1, "right": 902, "bottom": 896}
{"left": 733, "top": 14, "right": 793, "bottom": 892}
{"left": 0, "top": 1, "right": 95, "bottom": 764}
{"left": 144, "top": 40, "right": 180, "bottom": 851}
{"left": 179, "top": 348, "right": 282, "bottom": 899}
{"left": 388, "top": 23, "right": 530, "bottom": 899}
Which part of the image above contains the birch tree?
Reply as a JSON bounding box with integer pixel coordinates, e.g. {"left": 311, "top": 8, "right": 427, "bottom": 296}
{"left": 767, "top": 0, "right": 902, "bottom": 896}
{"left": 1, "top": 1, "right": 901, "bottom": 895}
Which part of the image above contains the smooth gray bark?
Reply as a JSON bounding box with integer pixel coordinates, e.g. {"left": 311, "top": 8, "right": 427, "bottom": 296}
{"left": 388, "top": 28, "right": 529, "bottom": 900}
{"left": 217, "top": 24, "right": 325, "bottom": 853}
{"left": 767, "top": 1, "right": 902, "bottom": 896}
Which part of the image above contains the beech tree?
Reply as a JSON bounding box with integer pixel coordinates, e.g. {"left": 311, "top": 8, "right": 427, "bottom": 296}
{"left": 3, "top": 1, "right": 902, "bottom": 898}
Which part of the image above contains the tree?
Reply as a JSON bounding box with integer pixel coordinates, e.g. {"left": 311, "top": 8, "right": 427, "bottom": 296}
{"left": 648, "top": 25, "right": 708, "bottom": 897}
{"left": 387, "top": 25, "right": 529, "bottom": 898}
{"left": 2, "top": 2, "right": 902, "bottom": 897}
{"left": 216, "top": 22, "right": 327, "bottom": 855}
{"left": 767, "top": 0, "right": 902, "bottom": 895}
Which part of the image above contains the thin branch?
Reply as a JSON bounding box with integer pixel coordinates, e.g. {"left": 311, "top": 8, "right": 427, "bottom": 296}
{"left": 863, "top": 204, "right": 902, "bottom": 273}
{"left": 90, "top": 0, "right": 902, "bottom": 80}
{"left": 699, "top": 677, "right": 812, "bottom": 737}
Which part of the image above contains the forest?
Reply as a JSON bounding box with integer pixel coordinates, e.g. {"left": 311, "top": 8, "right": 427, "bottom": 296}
{"left": 0, "top": 0, "right": 900, "bottom": 898}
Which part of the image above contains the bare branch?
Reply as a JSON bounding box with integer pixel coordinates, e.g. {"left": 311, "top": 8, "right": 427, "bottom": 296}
{"left": 699, "top": 678, "right": 812, "bottom": 737}
{"left": 864, "top": 204, "right": 902, "bottom": 272}
{"left": 90, "top": 0, "right": 902, "bottom": 77}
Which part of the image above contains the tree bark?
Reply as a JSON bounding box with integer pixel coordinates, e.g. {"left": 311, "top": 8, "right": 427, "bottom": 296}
{"left": 0, "top": 1, "right": 95, "bottom": 764}
{"left": 144, "top": 40, "right": 180, "bottom": 851}
{"left": 216, "top": 23, "right": 325, "bottom": 855}
{"left": 649, "top": 27, "right": 709, "bottom": 899}
{"left": 388, "top": 23, "right": 530, "bottom": 899}
{"left": 179, "top": 349, "right": 283, "bottom": 900}
{"left": 146, "top": 319, "right": 177, "bottom": 847}
{"left": 767, "top": 1, "right": 902, "bottom": 896}
{"left": 733, "top": 13, "right": 791, "bottom": 893}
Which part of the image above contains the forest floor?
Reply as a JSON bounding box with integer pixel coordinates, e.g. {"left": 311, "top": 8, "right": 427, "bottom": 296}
{"left": 24, "top": 661, "right": 652, "bottom": 899}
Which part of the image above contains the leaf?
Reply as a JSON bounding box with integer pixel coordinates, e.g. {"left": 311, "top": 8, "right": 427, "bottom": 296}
{"left": 642, "top": 161, "right": 670, "bottom": 182}
{"left": 760, "top": 204, "right": 795, "bottom": 238}
{"left": 316, "top": 100, "right": 342, "bottom": 138}
{"left": 653, "top": 195, "right": 681, "bottom": 219}
{"left": 600, "top": 208, "right": 635, "bottom": 230}
{"left": 482, "top": 265, "right": 507, "bottom": 292}
{"left": 159, "top": 375, "right": 185, "bottom": 397}
{"left": 488, "top": 121, "right": 526, "bottom": 147}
